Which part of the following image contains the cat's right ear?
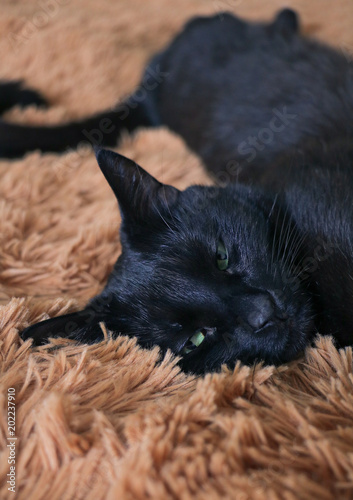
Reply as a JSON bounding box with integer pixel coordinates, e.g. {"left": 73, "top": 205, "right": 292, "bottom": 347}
{"left": 272, "top": 9, "right": 299, "bottom": 37}
{"left": 94, "top": 147, "right": 180, "bottom": 227}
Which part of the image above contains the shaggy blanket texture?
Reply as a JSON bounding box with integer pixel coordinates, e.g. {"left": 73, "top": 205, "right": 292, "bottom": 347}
{"left": 1, "top": 0, "right": 353, "bottom": 498}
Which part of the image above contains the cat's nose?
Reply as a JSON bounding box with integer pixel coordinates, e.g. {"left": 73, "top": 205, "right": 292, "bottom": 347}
{"left": 247, "top": 294, "right": 274, "bottom": 330}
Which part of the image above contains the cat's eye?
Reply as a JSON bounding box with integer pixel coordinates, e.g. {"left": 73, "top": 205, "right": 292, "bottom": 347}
{"left": 182, "top": 330, "right": 205, "bottom": 354}
{"left": 217, "top": 240, "right": 229, "bottom": 270}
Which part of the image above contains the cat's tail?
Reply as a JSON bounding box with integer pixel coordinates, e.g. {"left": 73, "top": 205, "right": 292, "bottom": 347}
{"left": 0, "top": 80, "right": 49, "bottom": 117}
{"left": 0, "top": 83, "right": 160, "bottom": 158}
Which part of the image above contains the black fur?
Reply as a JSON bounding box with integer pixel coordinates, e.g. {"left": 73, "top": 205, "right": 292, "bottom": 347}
{"left": 0, "top": 80, "right": 47, "bottom": 114}
{"left": 9, "top": 9, "right": 353, "bottom": 373}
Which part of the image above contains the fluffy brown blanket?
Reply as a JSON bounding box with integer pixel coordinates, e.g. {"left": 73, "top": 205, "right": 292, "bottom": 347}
{"left": 1, "top": 1, "right": 353, "bottom": 498}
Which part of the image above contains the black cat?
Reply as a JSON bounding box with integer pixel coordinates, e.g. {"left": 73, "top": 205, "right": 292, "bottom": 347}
{"left": 4, "top": 9, "right": 353, "bottom": 374}
{"left": 0, "top": 9, "right": 352, "bottom": 164}
{"left": 22, "top": 145, "right": 315, "bottom": 374}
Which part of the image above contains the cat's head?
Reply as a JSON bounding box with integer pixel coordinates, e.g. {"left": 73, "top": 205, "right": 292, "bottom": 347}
{"left": 22, "top": 148, "right": 313, "bottom": 374}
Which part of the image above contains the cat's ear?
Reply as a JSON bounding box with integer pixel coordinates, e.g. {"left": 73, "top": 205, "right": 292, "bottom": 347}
{"left": 21, "top": 310, "right": 104, "bottom": 345}
{"left": 94, "top": 147, "right": 180, "bottom": 226}
{"left": 272, "top": 9, "right": 299, "bottom": 37}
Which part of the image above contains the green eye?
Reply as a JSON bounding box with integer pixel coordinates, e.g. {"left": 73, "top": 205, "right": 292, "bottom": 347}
{"left": 217, "top": 240, "right": 229, "bottom": 270}
{"left": 182, "top": 330, "right": 205, "bottom": 355}
{"left": 190, "top": 331, "right": 205, "bottom": 347}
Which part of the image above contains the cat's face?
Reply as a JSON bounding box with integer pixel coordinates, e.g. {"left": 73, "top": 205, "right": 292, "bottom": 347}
{"left": 22, "top": 149, "right": 313, "bottom": 374}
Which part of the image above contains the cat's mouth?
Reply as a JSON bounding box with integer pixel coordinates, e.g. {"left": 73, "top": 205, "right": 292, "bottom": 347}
{"left": 180, "top": 327, "right": 216, "bottom": 356}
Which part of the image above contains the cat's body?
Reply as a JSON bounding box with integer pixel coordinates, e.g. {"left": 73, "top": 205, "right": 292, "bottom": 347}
{"left": 3, "top": 9, "right": 353, "bottom": 373}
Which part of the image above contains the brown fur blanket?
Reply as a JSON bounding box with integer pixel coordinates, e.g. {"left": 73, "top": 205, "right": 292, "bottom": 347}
{"left": 1, "top": 0, "right": 353, "bottom": 498}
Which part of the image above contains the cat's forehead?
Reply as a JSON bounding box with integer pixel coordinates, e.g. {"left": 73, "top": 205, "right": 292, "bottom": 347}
{"left": 147, "top": 185, "right": 274, "bottom": 262}
{"left": 175, "top": 185, "right": 268, "bottom": 229}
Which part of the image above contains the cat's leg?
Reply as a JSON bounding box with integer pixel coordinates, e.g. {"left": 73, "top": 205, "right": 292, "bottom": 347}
{"left": 0, "top": 80, "right": 47, "bottom": 114}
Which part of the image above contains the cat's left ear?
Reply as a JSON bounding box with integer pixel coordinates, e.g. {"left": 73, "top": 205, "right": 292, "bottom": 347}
{"left": 94, "top": 147, "right": 180, "bottom": 226}
{"left": 21, "top": 309, "right": 103, "bottom": 345}
{"left": 271, "top": 9, "right": 299, "bottom": 37}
